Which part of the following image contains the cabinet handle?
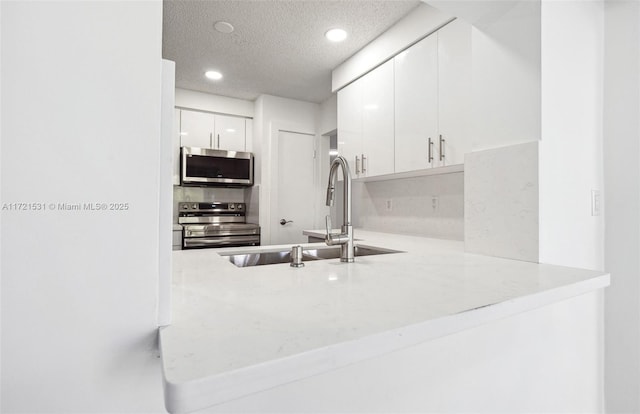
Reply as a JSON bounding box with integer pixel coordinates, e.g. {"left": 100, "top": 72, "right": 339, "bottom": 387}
{"left": 428, "top": 138, "right": 434, "bottom": 163}
{"left": 362, "top": 154, "right": 367, "bottom": 174}
{"left": 439, "top": 135, "right": 445, "bottom": 162}
{"left": 217, "top": 134, "right": 220, "bottom": 148}
{"left": 355, "top": 155, "right": 361, "bottom": 175}
{"left": 209, "top": 132, "right": 213, "bottom": 148}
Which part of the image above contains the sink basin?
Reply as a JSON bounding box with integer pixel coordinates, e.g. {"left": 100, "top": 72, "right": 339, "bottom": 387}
{"left": 222, "top": 245, "right": 403, "bottom": 268}
{"left": 304, "top": 245, "right": 401, "bottom": 260}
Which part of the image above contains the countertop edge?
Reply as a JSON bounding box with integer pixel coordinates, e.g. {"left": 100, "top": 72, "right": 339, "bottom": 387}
{"left": 160, "top": 272, "right": 610, "bottom": 414}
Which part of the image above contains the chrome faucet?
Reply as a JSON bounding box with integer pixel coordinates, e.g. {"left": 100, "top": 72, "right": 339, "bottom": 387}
{"left": 325, "top": 156, "right": 354, "bottom": 262}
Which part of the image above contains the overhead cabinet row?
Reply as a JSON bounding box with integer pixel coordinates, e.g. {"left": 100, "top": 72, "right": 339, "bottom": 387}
{"left": 177, "top": 109, "right": 249, "bottom": 152}
{"left": 337, "top": 18, "right": 472, "bottom": 179}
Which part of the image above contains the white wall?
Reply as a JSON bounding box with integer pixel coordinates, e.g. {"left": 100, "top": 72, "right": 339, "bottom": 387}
{"left": 318, "top": 94, "right": 337, "bottom": 136}
{"left": 253, "top": 95, "right": 322, "bottom": 244}
{"left": 603, "top": 1, "right": 640, "bottom": 411}
{"left": 175, "top": 88, "right": 254, "bottom": 118}
{"left": 539, "top": 0, "right": 605, "bottom": 271}
{"left": 332, "top": 3, "right": 453, "bottom": 91}
{"left": 1, "top": 1, "right": 165, "bottom": 412}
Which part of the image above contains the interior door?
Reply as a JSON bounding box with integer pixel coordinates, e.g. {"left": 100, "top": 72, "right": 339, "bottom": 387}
{"left": 271, "top": 130, "right": 316, "bottom": 245}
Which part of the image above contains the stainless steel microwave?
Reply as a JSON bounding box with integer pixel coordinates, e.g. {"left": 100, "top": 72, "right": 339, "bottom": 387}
{"left": 181, "top": 146, "right": 254, "bottom": 187}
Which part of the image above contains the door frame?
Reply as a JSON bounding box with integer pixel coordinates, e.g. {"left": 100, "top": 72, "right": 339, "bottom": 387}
{"left": 261, "top": 122, "right": 324, "bottom": 245}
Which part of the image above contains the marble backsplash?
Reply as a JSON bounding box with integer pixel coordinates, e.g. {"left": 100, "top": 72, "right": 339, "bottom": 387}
{"left": 464, "top": 141, "right": 539, "bottom": 262}
{"left": 352, "top": 172, "right": 464, "bottom": 240}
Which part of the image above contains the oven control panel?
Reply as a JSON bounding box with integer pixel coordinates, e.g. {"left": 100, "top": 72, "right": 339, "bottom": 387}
{"left": 179, "top": 202, "right": 245, "bottom": 213}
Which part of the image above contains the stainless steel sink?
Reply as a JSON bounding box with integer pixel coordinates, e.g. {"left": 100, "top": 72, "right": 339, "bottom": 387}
{"left": 304, "top": 245, "right": 401, "bottom": 260}
{"left": 223, "top": 245, "right": 402, "bottom": 268}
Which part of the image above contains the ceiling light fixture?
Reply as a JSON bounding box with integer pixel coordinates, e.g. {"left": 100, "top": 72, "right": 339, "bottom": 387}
{"left": 214, "top": 21, "right": 234, "bottom": 34}
{"left": 325, "top": 28, "right": 347, "bottom": 42}
{"left": 205, "top": 70, "right": 223, "bottom": 81}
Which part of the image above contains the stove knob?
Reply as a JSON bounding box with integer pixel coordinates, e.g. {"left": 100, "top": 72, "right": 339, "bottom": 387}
{"left": 186, "top": 230, "right": 192, "bottom": 236}
{"left": 192, "top": 203, "right": 197, "bottom": 209}
{"left": 229, "top": 203, "right": 235, "bottom": 210}
{"left": 237, "top": 204, "right": 244, "bottom": 210}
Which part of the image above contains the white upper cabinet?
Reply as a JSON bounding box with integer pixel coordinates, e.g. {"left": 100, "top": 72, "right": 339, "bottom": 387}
{"left": 394, "top": 34, "right": 439, "bottom": 173}
{"left": 437, "top": 18, "right": 472, "bottom": 166}
{"left": 180, "top": 109, "right": 215, "bottom": 148}
{"left": 337, "top": 76, "right": 363, "bottom": 178}
{"left": 337, "top": 60, "right": 394, "bottom": 179}
{"left": 179, "top": 109, "right": 247, "bottom": 151}
{"left": 361, "top": 60, "right": 395, "bottom": 177}
{"left": 395, "top": 19, "right": 471, "bottom": 172}
{"left": 214, "top": 114, "right": 246, "bottom": 152}
{"left": 337, "top": 18, "right": 472, "bottom": 179}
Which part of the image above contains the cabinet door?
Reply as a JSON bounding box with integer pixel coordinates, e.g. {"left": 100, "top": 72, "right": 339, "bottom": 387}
{"left": 394, "top": 34, "right": 439, "bottom": 172}
{"left": 337, "top": 77, "right": 363, "bottom": 178}
{"left": 438, "top": 19, "right": 472, "bottom": 166}
{"left": 180, "top": 109, "right": 215, "bottom": 148}
{"left": 214, "top": 114, "right": 246, "bottom": 151}
{"left": 361, "top": 60, "right": 395, "bottom": 177}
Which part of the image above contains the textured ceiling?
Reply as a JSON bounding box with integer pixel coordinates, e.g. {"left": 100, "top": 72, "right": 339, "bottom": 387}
{"left": 163, "top": 0, "right": 421, "bottom": 103}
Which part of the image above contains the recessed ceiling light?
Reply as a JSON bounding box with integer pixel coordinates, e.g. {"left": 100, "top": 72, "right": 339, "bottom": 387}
{"left": 205, "top": 70, "right": 223, "bottom": 81}
{"left": 325, "top": 28, "right": 347, "bottom": 42}
{"left": 214, "top": 21, "right": 234, "bottom": 34}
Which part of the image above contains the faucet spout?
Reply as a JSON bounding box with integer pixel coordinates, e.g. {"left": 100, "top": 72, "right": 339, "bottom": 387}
{"left": 325, "top": 156, "right": 354, "bottom": 262}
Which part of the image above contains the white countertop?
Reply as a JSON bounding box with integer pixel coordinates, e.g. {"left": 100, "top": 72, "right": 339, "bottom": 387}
{"left": 160, "top": 230, "right": 609, "bottom": 413}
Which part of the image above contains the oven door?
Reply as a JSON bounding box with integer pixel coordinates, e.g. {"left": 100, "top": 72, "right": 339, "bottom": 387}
{"left": 183, "top": 235, "right": 261, "bottom": 249}
{"left": 181, "top": 146, "right": 253, "bottom": 187}
{"left": 182, "top": 223, "right": 261, "bottom": 249}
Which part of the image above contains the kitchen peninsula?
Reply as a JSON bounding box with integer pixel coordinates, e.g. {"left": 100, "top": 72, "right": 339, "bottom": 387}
{"left": 160, "top": 230, "right": 609, "bottom": 413}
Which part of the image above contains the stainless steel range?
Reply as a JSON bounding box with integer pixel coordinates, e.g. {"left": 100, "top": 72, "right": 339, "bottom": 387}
{"left": 178, "top": 202, "right": 260, "bottom": 249}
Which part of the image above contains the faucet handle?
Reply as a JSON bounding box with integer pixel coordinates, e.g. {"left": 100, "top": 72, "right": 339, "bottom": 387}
{"left": 325, "top": 215, "right": 332, "bottom": 235}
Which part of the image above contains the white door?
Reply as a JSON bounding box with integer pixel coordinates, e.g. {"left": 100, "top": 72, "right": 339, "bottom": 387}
{"left": 271, "top": 131, "right": 317, "bottom": 245}
{"left": 214, "top": 114, "right": 246, "bottom": 151}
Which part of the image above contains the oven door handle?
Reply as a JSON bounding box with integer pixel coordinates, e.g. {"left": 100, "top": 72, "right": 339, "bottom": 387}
{"left": 183, "top": 235, "right": 260, "bottom": 248}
